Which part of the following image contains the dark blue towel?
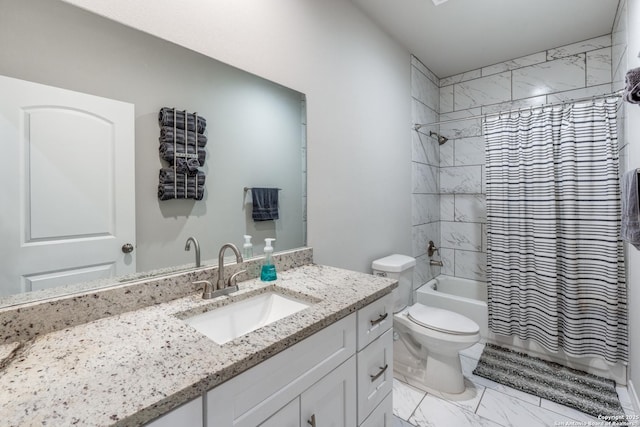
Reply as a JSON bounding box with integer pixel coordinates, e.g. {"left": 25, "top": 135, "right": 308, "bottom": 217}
{"left": 159, "top": 168, "right": 205, "bottom": 185}
{"left": 251, "top": 188, "right": 279, "bottom": 221}
{"left": 158, "top": 184, "right": 205, "bottom": 200}
{"left": 158, "top": 107, "right": 207, "bottom": 133}
{"left": 158, "top": 142, "right": 206, "bottom": 167}
{"left": 159, "top": 127, "right": 208, "bottom": 145}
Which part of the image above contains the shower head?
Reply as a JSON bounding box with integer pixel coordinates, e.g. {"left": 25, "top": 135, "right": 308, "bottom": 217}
{"left": 429, "top": 131, "right": 448, "bottom": 145}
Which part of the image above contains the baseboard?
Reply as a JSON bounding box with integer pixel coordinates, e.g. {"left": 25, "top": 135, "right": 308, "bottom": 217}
{"left": 628, "top": 379, "right": 640, "bottom": 416}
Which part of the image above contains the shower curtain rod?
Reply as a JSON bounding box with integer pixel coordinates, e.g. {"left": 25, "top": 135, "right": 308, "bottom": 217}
{"left": 413, "top": 89, "right": 624, "bottom": 130}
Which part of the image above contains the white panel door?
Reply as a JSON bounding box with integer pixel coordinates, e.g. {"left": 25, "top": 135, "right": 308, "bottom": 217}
{"left": 300, "top": 356, "right": 357, "bottom": 427}
{"left": 0, "top": 74, "right": 136, "bottom": 296}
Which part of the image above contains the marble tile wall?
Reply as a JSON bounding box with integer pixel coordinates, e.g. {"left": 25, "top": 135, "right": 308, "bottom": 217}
{"left": 612, "top": 0, "right": 628, "bottom": 175}
{"left": 437, "top": 34, "right": 614, "bottom": 282}
{"left": 411, "top": 56, "right": 441, "bottom": 289}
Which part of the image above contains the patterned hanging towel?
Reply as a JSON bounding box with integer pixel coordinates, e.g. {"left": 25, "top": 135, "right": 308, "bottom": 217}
{"left": 621, "top": 170, "right": 640, "bottom": 249}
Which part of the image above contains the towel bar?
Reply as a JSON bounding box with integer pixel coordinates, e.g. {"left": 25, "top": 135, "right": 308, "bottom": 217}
{"left": 244, "top": 187, "right": 282, "bottom": 192}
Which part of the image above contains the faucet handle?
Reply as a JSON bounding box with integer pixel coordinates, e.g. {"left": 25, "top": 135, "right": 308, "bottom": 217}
{"left": 427, "top": 240, "right": 439, "bottom": 257}
{"left": 228, "top": 269, "right": 247, "bottom": 287}
{"left": 193, "top": 280, "right": 214, "bottom": 299}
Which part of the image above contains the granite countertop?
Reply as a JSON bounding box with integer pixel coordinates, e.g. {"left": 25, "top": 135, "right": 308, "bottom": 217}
{"left": 0, "top": 264, "right": 396, "bottom": 427}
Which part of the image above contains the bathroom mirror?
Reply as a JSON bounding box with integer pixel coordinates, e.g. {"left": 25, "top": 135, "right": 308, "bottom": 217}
{"left": 0, "top": 0, "right": 307, "bottom": 306}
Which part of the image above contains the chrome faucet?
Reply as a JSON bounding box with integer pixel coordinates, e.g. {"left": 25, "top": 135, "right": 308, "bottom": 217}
{"left": 217, "top": 243, "right": 244, "bottom": 291}
{"left": 191, "top": 243, "right": 246, "bottom": 300}
{"left": 185, "top": 237, "right": 201, "bottom": 268}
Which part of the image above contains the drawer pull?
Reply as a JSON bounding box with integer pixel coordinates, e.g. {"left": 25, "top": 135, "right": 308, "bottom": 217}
{"left": 307, "top": 414, "right": 316, "bottom": 426}
{"left": 370, "top": 364, "right": 388, "bottom": 382}
{"left": 370, "top": 312, "right": 388, "bottom": 326}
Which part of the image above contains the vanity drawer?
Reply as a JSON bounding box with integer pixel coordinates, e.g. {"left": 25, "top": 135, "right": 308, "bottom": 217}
{"left": 357, "top": 328, "right": 393, "bottom": 425}
{"left": 357, "top": 293, "right": 393, "bottom": 351}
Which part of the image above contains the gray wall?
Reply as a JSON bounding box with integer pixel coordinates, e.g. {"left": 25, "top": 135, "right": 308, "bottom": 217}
{"left": 61, "top": 0, "right": 413, "bottom": 275}
{"left": 0, "top": 0, "right": 305, "bottom": 272}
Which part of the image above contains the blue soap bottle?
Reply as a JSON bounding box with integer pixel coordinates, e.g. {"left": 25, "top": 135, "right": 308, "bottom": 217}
{"left": 260, "top": 238, "right": 277, "bottom": 281}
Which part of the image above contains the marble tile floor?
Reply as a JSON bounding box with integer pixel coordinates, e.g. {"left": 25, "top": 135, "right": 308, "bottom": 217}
{"left": 393, "top": 342, "right": 638, "bottom": 427}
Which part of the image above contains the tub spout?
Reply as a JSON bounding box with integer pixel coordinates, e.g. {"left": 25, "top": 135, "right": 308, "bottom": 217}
{"left": 430, "top": 260, "right": 444, "bottom": 267}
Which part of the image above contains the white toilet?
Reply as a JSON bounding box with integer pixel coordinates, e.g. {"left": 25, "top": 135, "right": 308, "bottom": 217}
{"left": 372, "top": 254, "right": 480, "bottom": 394}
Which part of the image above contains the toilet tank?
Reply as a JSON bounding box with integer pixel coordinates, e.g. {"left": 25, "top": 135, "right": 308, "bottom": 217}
{"left": 371, "top": 254, "right": 416, "bottom": 313}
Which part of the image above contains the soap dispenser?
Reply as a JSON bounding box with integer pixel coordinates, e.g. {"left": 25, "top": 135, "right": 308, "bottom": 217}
{"left": 243, "top": 235, "right": 253, "bottom": 259}
{"left": 260, "top": 238, "right": 277, "bottom": 281}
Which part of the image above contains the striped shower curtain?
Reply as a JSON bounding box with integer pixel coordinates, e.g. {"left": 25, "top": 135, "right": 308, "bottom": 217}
{"left": 484, "top": 99, "right": 628, "bottom": 364}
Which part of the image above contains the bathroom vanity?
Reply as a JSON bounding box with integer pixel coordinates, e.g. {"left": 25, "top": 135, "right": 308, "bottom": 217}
{"left": 0, "top": 250, "right": 396, "bottom": 427}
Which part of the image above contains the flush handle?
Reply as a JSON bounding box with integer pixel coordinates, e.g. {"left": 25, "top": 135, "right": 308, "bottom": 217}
{"left": 370, "top": 312, "right": 388, "bottom": 326}
{"left": 370, "top": 364, "right": 388, "bottom": 382}
{"left": 307, "top": 414, "right": 316, "bottom": 426}
{"left": 121, "top": 243, "right": 134, "bottom": 253}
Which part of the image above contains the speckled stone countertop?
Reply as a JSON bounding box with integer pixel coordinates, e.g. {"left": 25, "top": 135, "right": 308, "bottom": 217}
{"left": 0, "top": 264, "right": 396, "bottom": 427}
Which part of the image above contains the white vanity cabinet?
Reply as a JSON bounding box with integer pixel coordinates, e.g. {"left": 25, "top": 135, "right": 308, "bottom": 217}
{"left": 258, "top": 357, "right": 357, "bottom": 427}
{"left": 356, "top": 293, "right": 394, "bottom": 426}
{"left": 258, "top": 397, "right": 298, "bottom": 427}
{"left": 300, "top": 356, "right": 357, "bottom": 426}
{"left": 359, "top": 393, "right": 393, "bottom": 427}
{"left": 145, "top": 292, "right": 394, "bottom": 427}
{"left": 145, "top": 396, "right": 203, "bottom": 427}
{"left": 207, "top": 293, "right": 395, "bottom": 427}
{"left": 207, "top": 313, "right": 357, "bottom": 426}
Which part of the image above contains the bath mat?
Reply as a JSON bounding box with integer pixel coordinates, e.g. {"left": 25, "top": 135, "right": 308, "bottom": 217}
{"left": 473, "top": 343, "right": 626, "bottom": 420}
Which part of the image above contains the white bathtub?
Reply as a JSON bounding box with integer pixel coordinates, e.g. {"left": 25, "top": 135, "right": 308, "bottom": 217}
{"left": 416, "top": 275, "right": 489, "bottom": 338}
{"left": 416, "top": 275, "right": 627, "bottom": 384}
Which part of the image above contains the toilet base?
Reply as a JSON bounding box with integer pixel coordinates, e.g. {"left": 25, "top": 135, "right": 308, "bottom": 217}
{"left": 424, "top": 351, "right": 465, "bottom": 394}
{"left": 393, "top": 327, "right": 472, "bottom": 395}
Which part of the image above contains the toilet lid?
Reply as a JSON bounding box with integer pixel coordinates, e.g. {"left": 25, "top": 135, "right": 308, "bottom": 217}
{"left": 408, "top": 304, "right": 479, "bottom": 335}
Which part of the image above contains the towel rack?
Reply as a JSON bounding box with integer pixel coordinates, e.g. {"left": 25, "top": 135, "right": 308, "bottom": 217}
{"left": 157, "top": 108, "right": 207, "bottom": 201}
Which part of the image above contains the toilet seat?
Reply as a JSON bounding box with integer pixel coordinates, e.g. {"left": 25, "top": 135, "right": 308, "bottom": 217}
{"left": 408, "top": 304, "right": 479, "bottom": 335}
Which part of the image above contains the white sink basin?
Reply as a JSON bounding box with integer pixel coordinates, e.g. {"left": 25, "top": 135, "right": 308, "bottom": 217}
{"left": 184, "top": 291, "right": 311, "bottom": 345}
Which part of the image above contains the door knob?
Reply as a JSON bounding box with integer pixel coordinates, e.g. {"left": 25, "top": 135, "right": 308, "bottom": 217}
{"left": 121, "top": 243, "right": 134, "bottom": 253}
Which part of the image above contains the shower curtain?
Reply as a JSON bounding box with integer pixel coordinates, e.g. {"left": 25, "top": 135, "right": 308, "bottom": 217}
{"left": 484, "top": 99, "right": 628, "bottom": 364}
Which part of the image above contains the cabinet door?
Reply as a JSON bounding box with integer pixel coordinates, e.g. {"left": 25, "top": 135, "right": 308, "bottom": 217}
{"left": 300, "top": 356, "right": 356, "bottom": 427}
{"left": 259, "top": 397, "right": 300, "bottom": 427}
{"left": 357, "top": 329, "right": 393, "bottom": 425}
{"left": 144, "top": 397, "right": 203, "bottom": 427}
{"left": 207, "top": 314, "right": 356, "bottom": 427}
{"left": 359, "top": 392, "right": 392, "bottom": 427}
